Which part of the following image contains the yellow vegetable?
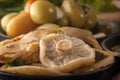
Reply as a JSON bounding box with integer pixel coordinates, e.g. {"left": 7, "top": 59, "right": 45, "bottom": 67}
{"left": 1, "top": 12, "right": 18, "bottom": 32}
{"left": 30, "top": 0, "right": 57, "bottom": 24}
{"left": 6, "top": 12, "right": 38, "bottom": 37}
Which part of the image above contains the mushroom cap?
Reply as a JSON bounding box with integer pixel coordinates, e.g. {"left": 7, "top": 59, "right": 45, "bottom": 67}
{"left": 40, "top": 33, "right": 95, "bottom": 72}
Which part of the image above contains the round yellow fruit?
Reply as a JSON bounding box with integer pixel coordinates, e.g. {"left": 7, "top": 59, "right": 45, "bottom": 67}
{"left": 6, "top": 12, "right": 38, "bottom": 37}
{"left": 30, "top": 0, "right": 57, "bottom": 24}
{"left": 1, "top": 12, "right": 18, "bottom": 32}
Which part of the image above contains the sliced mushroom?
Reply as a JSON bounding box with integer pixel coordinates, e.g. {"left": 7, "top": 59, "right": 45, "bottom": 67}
{"left": 0, "top": 29, "right": 54, "bottom": 64}
{"left": 0, "top": 65, "right": 67, "bottom": 76}
{"left": 60, "top": 27, "right": 102, "bottom": 50}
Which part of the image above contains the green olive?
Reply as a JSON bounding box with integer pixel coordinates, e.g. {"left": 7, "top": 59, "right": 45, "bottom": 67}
{"left": 37, "top": 23, "right": 60, "bottom": 31}
{"left": 55, "top": 7, "right": 69, "bottom": 26}
{"left": 56, "top": 16, "right": 69, "bottom": 26}
{"left": 61, "top": 0, "right": 85, "bottom": 28}
{"left": 82, "top": 4, "right": 97, "bottom": 29}
{"left": 30, "top": 0, "right": 57, "bottom": 24}
{"left": 1, "top": 12, "right": 18, "bottom": 32}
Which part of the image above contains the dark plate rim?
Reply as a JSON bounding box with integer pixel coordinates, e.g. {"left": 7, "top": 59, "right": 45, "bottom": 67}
{"left": 101, "top": 33, "right": 120, "bottom": 51}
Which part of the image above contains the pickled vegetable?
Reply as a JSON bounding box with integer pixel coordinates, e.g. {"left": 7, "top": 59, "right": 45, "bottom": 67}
{"left": 1, "top": 12, "right": 18, "bottom": 32}
{"left": 6, "top": 12, "right": 37, "bottom": 37}
{"left": 30, "top": 0, "right": 57, "bottom": 24}
{"left": 61, "top": 0, "right": 86, "bottom": 28}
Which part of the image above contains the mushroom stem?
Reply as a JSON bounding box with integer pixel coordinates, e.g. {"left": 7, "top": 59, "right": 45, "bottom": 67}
{"left": 55, "top": 39, "right": 73, "bottom": 56}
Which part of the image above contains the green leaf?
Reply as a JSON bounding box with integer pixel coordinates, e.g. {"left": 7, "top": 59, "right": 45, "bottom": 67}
{"left": 7, "top": 59, "right": 26, "bottom": 66}
{"left": 95, "top": 50, "right": 104, "bottom": 61}
{"left": 49, "top": 0, "right": 63, "bottom": 6}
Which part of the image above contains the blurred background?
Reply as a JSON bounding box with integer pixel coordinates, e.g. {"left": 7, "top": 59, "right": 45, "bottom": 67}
{"left": 0, "top": 0, "right": 120, "bottom": 80}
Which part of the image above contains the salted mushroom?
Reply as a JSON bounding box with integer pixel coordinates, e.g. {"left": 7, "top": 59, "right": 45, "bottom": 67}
{"left": 60, "top": 27, "right": 102, "bottom": 50}
{"left": 40, "top": 33, "right": 95, "bottom": 73}
{"left": 0, "top": 65, "right": 67, "bottom": 76}
{"left": 0, "top": 29, "right": 54, "bottom": 64}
